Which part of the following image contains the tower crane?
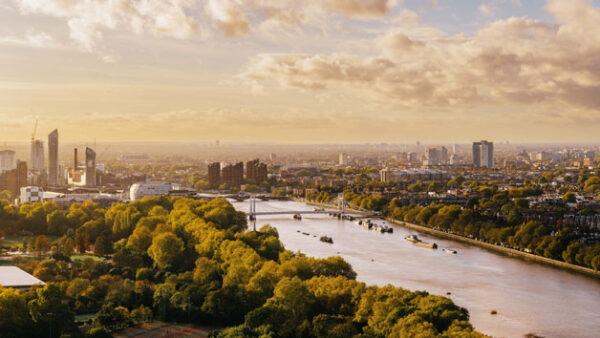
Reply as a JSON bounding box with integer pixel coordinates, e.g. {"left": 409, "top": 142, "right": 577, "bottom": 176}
{"left": 31, "top": 119, "right": 38, "bottom": 141}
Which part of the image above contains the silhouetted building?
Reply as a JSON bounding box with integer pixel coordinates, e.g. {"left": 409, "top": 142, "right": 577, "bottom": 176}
{"left": 0, "top": 161, "right": 27, "bottom": 196}
{"left": 85, "top": 147, "right": 96, "bottom": 187}
{"left": 30, "top": 140, "right": 44, "bottom": 171}
{"left": 246, "top": 159, "right": 267, "bottom": 184}
{"left": 232, "top": 162, "right": 243, "bottom": 187}
{"left": 257, "top": 163, "right": 267, "bottom": 183}
{"left": 48, "top": 129, "right": 59, "bottom": 186}
{"left": 73, "top": 148, "right": 78, "bottom": 169}
{"left": 208, "top": 162, "right": 221, "bottom": 188}
{"left": 220, "top": 162, "right": 243, "bottom": 188}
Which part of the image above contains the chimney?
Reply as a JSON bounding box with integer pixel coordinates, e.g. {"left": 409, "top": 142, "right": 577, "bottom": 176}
{"left": 74, "top": 148, "right": 78, "bottom": 169}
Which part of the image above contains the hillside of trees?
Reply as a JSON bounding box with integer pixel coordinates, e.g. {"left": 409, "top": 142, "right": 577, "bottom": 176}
{"left": 0, "top": 197, "right": 481, "bottom": 337}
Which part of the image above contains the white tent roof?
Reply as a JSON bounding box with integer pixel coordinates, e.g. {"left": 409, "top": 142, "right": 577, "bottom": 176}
{"left": 0, "top": 266, "right": 45, "bottom": 288}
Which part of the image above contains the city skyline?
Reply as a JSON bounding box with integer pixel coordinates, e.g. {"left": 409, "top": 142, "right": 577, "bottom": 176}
{"left": 2, "top": 0, "right": 600, "bottom": 143}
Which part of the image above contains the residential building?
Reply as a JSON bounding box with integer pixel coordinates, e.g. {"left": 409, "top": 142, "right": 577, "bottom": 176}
{"left": 0, "top": 161, "right": 27, "bottom": 196}
{"left": 208, "top": 162, "right": 221, "bottom": 188}
{"left": 472, "top": 141, "right": 494, "bottom": 168}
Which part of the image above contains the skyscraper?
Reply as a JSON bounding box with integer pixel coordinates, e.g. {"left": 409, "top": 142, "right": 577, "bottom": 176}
{"left": 472, "top": 140, "right": 494, "bottom": 168}
{"left": 481, "top": 141, "right": 494, "bottom": 168}
{"left": 48, "top": 129, "right": 59, "bottom": 186}
{"left": 472, "top": 142, "right": 481, "bottom": 168}
{"left": 30, "top": 140, "right": 44, "bottom": 171}
{"left": 85, "top": 147, "right": 96, "bottom": 187}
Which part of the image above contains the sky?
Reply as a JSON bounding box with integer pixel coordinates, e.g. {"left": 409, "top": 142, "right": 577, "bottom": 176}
{"left": 1, "top": 0, "right": 600, "bottom": 144}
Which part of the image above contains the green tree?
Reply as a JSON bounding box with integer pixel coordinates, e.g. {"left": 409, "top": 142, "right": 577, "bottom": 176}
{"left": 563, "top": 192, "right": 576, "bottom": 203}
{"left": 147, "top": 232, "right": 184, "bottom": 269}
{"left": 0, "top": 287, "right": 33, "bottom": 337}
{"left": 28, "top": 283, "right": 76, "bottom": 337}
{"left": 94, "top": 234, "right": 113, "bottom": 256}
{"left": 34, "top": 235, "right": 50, "bottom": 257}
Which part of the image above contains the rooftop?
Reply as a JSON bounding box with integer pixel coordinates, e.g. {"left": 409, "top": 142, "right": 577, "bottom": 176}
{"left": 0, "top": 266, "right": 45, "bottom": 289}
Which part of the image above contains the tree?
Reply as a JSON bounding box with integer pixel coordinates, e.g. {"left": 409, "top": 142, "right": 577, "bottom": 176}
{"left": 62, "top": 237, "right": 75, "bottom": 256}
{"left": 515, "top": 198, "right": 529, "bottom": 209}
{"left": 0, "top": 190, "right": 13, "bottom": 201}
{"left": 563, "top": 192, "right": 576, "bottom": 203}
{"left": 0, "top": 287, "right": 33, "bottom": 337}
{"left": 75, "top": 228, "right": 90, "bottom": 254}
{"left": 28, "top": 283, "right": 76, "bottom": 337}
{"left": 46, "top": 210, "right": 68, "bottom": 235}
{"left": 34, "top": 235, "right": 50, "bottom": 257}
{"left": 428, "top": 181, "right": 442, "bottom": 192}
{"left": 147, "top": 232, "right": 184, "bottom": 269}
{"left": 94, "top": 234, "right": 113, "bottom": 256}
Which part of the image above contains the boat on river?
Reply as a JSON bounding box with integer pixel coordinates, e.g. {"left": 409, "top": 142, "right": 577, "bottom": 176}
{"left": 405, "top": 235, "right": 437, "bottom": 249}
{"left": 405, "top": 235, "right": 420, "bottom": 243}
{"left": 320, "top": 236, "right": 333, "bottom": 244}
{"left": 443, "top": 248, "right": 457, "bottom": 254}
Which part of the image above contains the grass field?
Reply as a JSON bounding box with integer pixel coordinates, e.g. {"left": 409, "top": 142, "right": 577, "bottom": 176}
{"left": 70, "top": 254, "right": 106, "bottom": 262}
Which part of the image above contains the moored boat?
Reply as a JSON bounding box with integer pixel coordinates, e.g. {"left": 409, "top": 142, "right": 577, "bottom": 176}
{"left": 320, "top": 236, "right": 333, "bottom": 244}
{"left": 405, "top": 235, "right": 420, "bottom": 243}
{"left": 443, "top": 248, "right": 457, "bottom": 254}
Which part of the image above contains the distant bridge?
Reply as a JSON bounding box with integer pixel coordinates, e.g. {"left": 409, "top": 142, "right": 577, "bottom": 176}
{"left": 247, "top": 194, "right": 379, "bottom": 231}
{"left": 248, "top": 210, "right": 371, "bottom": 217}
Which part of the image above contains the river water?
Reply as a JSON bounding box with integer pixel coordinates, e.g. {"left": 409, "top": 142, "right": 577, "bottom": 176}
{"left": 233, "top": 199, "right": 600, "bottom": 338}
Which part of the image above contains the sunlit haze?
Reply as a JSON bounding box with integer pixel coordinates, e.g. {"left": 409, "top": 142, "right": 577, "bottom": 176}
{"left": 2, "top": 0, "right": 600, "bottom": 143}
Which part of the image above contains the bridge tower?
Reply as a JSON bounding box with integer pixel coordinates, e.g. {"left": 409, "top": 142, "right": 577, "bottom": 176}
{"left": 249, "top": 195, "right": 257, "bottom": 231}
{"left": 337, "top": 193, "right": 345, "bottom": 214}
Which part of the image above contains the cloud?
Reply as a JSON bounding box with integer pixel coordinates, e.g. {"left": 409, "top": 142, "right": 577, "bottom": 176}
{"left": 0, "top": 31, "right": 60, "bottom": 49}
{"left": 241, "top": 0, "right": 600, "bottom": 114}
{"left": 479, "top": 4, "right": 494, "bottom": 17}
{"left": 14, "top": 0, "right": 200, "bottom": 51}
{"left": 12, "top": 0, "right": 397, "bottom": 50}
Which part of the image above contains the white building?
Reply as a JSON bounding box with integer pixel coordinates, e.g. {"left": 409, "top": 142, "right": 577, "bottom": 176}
{"left": 339, "top": 153, "right": 349, "bottom": 166}
{"left": 130, "top": 182, "right": 173, "bottom": 201}
{"left": 0, "top": 266, "right": 45, "bottom": 290}
{"left": 473, "top": 140, "right": 494, "bottom": 168}
{"left": 20, "top": 186, "right": 43, "bottom": 203}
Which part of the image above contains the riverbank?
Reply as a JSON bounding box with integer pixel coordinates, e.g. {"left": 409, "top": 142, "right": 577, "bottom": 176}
{"left": 292, "top": 198, "right": 600, "bottom": 278}
{"left": 386, "top": 217, "right": 600, "bottom": 279}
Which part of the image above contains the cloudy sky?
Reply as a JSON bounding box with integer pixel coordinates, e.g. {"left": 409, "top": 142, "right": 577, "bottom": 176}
{"left": 1, "top": 0, "right": 600, "bottom": 144}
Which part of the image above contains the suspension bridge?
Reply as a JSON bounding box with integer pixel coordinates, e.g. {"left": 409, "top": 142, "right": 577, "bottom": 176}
{"left": 247, "top": 193, "right": 378, "bottom": 221}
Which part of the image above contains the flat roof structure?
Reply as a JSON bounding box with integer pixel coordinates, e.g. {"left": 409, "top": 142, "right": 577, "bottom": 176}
{"left": 0, "top": 266, "right": 45, "bottom": 290}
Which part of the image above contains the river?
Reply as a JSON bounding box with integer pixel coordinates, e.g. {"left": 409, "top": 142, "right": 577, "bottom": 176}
{"left": 232, "top": 199, "right": 600, "bottom": 338}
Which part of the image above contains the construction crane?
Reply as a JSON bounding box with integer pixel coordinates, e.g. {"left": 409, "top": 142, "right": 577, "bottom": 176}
{"left": 31, "top": 119, "right": 38, "bottom": 141}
